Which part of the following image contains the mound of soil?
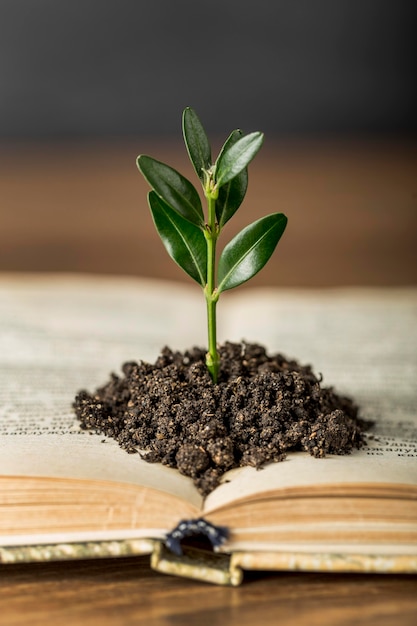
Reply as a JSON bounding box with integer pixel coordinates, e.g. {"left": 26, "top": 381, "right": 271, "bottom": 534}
{"left": 73, "top": 342, "right": 368, "bottom": 496}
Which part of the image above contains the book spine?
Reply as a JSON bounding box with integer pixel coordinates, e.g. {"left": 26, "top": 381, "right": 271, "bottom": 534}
{"left": 0, "top": 539, "right": 155, "bottom": 564}
{"left": 151, "top": 541, "right": 243, "bottom": 586}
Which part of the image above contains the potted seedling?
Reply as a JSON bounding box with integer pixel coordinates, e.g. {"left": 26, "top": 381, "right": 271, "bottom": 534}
{"left": 74, "top": 108, "right": 365, "bottom": 496}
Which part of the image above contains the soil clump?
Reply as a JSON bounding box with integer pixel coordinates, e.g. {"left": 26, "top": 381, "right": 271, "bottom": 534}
{"left": 73, "top": 342, "right": 368, "bottom": 496}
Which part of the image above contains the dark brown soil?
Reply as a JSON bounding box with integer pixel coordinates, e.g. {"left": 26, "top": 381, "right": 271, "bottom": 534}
{"left": 73, "top": 342, "right": 368, "bottom": 496}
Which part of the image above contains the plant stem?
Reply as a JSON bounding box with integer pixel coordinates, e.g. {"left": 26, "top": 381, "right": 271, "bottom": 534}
{"left": 205, "top": 193, "right": 220, "bottom": 383}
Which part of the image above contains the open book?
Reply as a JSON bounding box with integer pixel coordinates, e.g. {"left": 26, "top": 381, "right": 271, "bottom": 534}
{"left": 1, "top": 274, "right": 416, "bottom": 584}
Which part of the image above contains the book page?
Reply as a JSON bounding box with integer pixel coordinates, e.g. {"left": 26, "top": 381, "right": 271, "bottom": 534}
{"left": 205, "top": 287, "right": 417, "bottom": 512}
{"left": 0, "top": 273, "right": 204, "bottom": 510}
{"left": 1, "top": 275, "right": 416, "bottom": 515}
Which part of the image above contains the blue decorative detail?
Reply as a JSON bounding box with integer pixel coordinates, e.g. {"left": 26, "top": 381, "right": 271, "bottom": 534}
{"left": 165, "top": 518, "right": 230, "bottom": 556}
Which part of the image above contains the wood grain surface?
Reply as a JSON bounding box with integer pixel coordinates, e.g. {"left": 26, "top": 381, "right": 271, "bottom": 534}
{"left": 1, "top": 137, "right": 416, "bottom": 625}
{"left": 1, "top": 137, "right": 416, "bottom": 286}
{"left": 2, "top": 557, "right": 417, "bottom": 626}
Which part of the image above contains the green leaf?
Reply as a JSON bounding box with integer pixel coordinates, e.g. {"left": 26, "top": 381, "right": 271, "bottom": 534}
{"left": 214, "top": 131, "right": 264, "bottom": 189}
{"left": 182, "top": 107, "right": 212, "bottom": 183}
{"left": 217, "top": 213, "right": 287, "bottom": 293}
{"left": 137, "top": 155, "right": 204, "bottom": 227}
{"left": 148, "top": 191, "right": 207, "bottom": 287}
{"left": 215, "top": 130, "right": 248, "bottom": 228}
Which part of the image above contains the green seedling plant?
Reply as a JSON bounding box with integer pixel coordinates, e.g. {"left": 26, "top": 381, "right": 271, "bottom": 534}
{"left": 137, "top": 107, "right": 287, "bottom": 383}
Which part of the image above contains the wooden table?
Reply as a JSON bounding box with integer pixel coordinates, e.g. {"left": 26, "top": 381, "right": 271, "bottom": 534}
{"left": 3, "top": 558, "right": 417, "bottom": 626}
{"left": 1, "top": 137, "right": 417, "bottom": 625}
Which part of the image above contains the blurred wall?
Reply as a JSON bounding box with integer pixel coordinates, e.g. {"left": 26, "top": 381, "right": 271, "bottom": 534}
{"left": 0, "top": 0, "right": 415, "bottom": 138}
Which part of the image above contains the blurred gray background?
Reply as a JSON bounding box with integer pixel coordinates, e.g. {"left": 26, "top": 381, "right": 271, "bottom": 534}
{"left": 0, "top": 0, "right": 415, "bottom": 138}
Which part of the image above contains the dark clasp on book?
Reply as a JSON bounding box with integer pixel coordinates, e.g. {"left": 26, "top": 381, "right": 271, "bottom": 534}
{"left": 165, "top": 518, "right": 229, "bottom": 556}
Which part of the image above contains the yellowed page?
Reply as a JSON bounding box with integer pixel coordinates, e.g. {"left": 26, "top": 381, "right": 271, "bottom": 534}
{"left": 205, "top": 287, "right": 417, "bottom": 513}
{"left": 0, "top": 274, "right": 204, "bottom": 517}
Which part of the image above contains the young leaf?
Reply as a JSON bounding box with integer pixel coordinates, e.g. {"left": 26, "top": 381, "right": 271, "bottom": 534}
{"left": 214, "top": 131, "right": 264, "bottom": 189}
{"left": 137, "top": 155, "right": 204, "bottom": 228}
{"left": 148, "top": 191, "right": 207, "bottom": 287}
{"left": 217, "top": 213, "right": 287, "bottom": 293}
{"left": 182, "top": 107, "right": 212, "bottom": 182}
{"left": 216, "top": 130, "right": 248, "bottom": 228}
